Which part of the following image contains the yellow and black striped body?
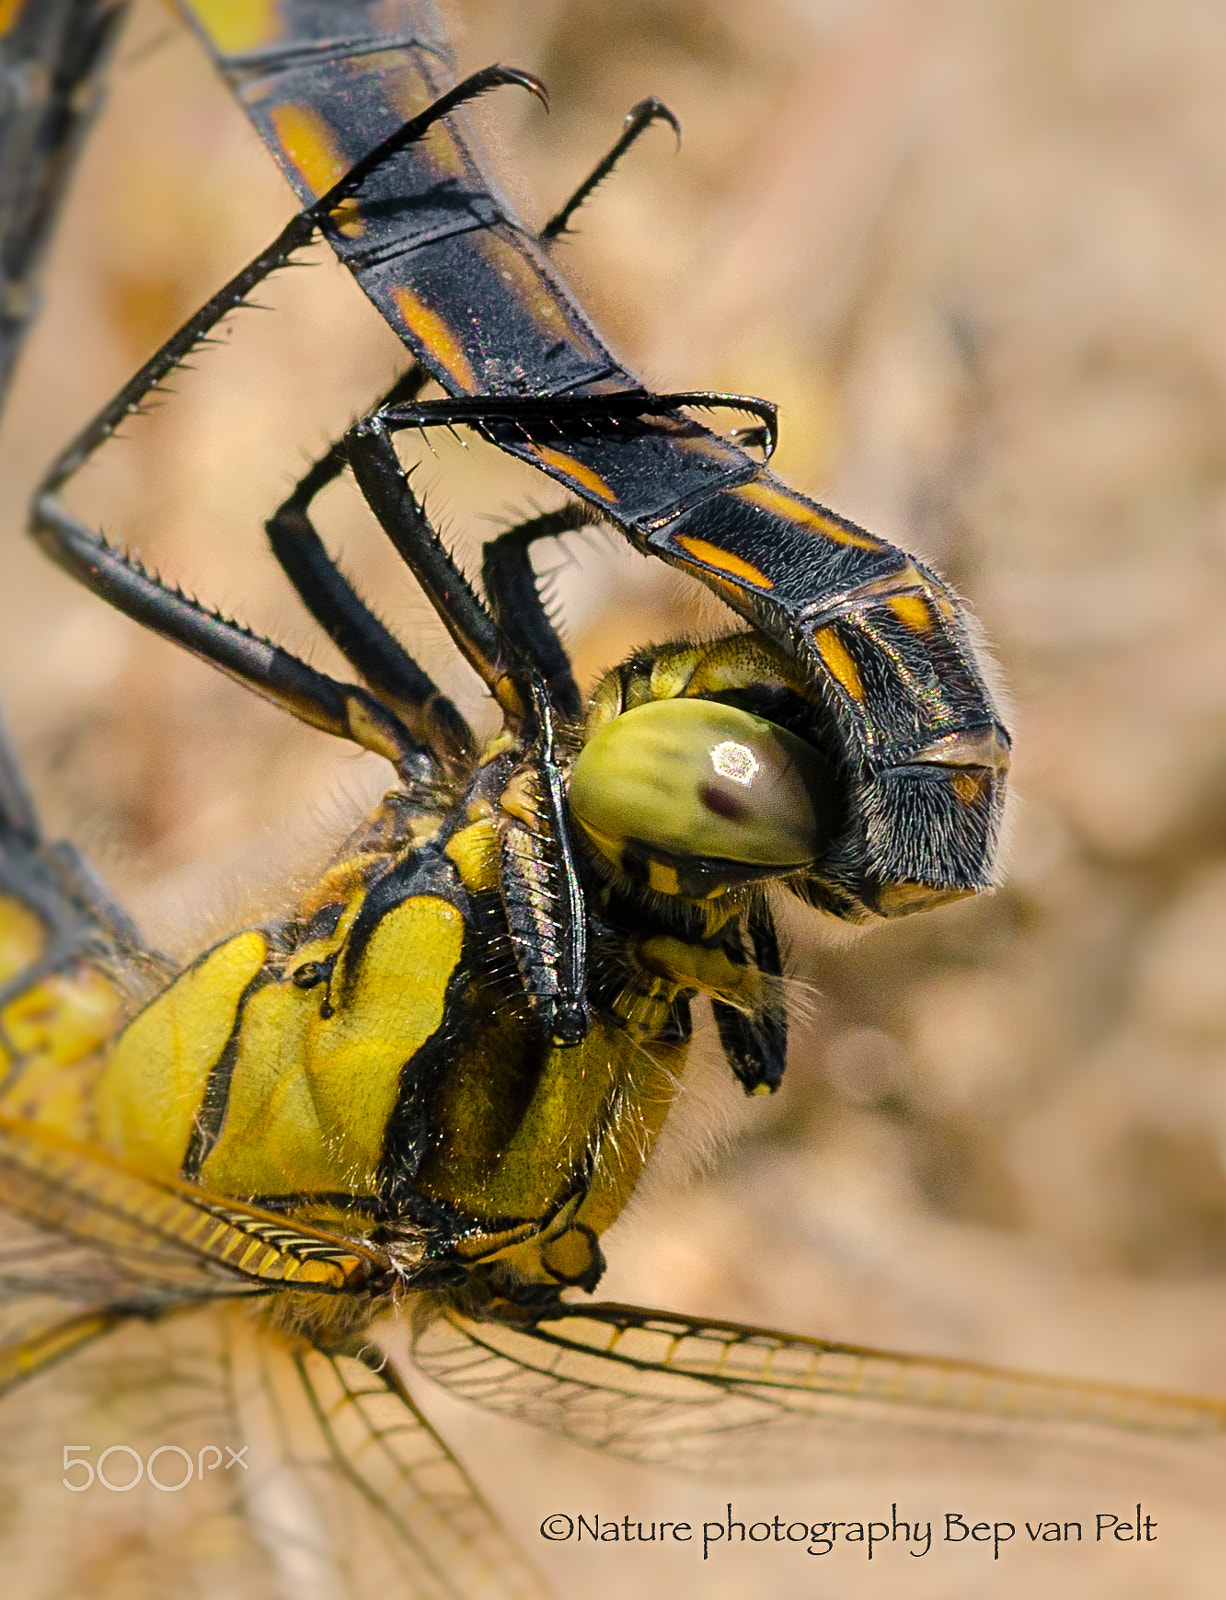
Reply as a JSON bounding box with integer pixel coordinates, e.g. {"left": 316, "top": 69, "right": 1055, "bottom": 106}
{"left": 0, "top": 804, "right": 143, "bottom": 1138}
{"left": 7, "top": 0, "right": 1006, "bottom": 1312}
{"left": 48, "top": 636, "right": 797, "bottom": 1298}
{"left": 177, "top": 0, "right": 1012, "bottom": 921}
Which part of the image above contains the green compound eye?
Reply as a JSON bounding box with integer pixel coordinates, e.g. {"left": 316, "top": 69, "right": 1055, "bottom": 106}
{"left": 569, "top": 698, "right": 839, "bottom": 891}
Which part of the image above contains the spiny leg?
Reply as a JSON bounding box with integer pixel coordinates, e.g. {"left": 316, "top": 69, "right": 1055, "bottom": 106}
{"left": 540, "top": 97, "right": 681, "bottom": 245}
{"left": 270, "top": 401, "right": 601, "bottom": 760}
{"left": 0, "top": 708, "right": 37, "bottom": 846}
{"left": 498, "top": 677, "right": 590, "bottom": 1047}
{"left": 378, "top": 387, "right": 780, "bottom": 462}
{"left": 346, "top": 414, "right": 524, "bottom": 721}
{"left": 536, "top": 96, "right": 791, "bottom": 463}
{"left": 480, "top": 502, "right": 596, "bottom": 722}
{"left": 345, "top": 420, "right": 590, "bottom": 1044}
{"left": 0, "top": 707, "right": 142, "bottom": 957}
{"left": 36, "top": 65, "right": 541, "bottom": 507}
{"left": 267, "top": 365, "right": 475, "bottom": 767}
{"left": 28, "top": 67, "right": 542, "bottom": 773}
{"left": 28, "top": 531, "right": 430, "bottom": 774}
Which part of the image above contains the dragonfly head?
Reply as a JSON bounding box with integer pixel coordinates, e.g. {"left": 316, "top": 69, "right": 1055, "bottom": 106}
{"left": 566, "top": 632, "right": 1008, "bottom": 919}
{"left": 568, "top": 694, "right": 842, "bottom": 899}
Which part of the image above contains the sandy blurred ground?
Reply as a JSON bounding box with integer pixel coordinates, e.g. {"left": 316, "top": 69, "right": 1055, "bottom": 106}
{"left": 3, "top": 0, "right": 1226, "bottom": 1594}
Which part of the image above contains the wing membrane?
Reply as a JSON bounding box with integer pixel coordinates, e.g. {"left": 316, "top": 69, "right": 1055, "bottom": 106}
{"left": 413, "top": 1299, "right": 1226, "bottom": 1482}
{"left": 0, "top": 1201, "right": 202, "bottom": 1396}
{"left": 231, "top": 1318, "right": 551, "bottom": 1600}
{"left": 2, "top": 1282, "right": 553, "bottom": 1599}
{"left": 0, "top": 1113, "right": 389, "bottom": 1397}
{"left": 0, "top": 1113, "right": 383, "bottom": 1293}
{"left": 0, "top": 1309, "right": 284, "bottom": 1600}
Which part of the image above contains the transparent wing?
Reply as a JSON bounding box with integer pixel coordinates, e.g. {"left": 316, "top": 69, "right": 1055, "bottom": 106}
{"left": 0, "top": 1111, "right": 381, "bottom": 1291}
{"left": 413, "top": 1299, "right": 1226, "bottom": 1484}
{"left": 0, "top": 1272, "right": 125, "bottom": 1394}
{"left": 230, "top": 1314, "right": 552, "bottom": 1600}
{"left": 0, "top": 1307, "right": 287, "bottom": 1600}
{"left": 2, "top": 1265, "right": 553, "bottom": 1600}
{"left": 0, "top": 1112, "right": 386, "bottom": 1396}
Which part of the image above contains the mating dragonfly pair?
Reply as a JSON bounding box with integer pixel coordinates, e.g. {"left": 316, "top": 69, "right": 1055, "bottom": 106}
{"left": 0, "top": 1, "right": 1221, "bottom": 1596}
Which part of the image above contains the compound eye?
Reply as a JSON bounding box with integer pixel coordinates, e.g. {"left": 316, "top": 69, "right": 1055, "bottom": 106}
{"left": 568, "top": 698, "right": 837, "bottom": 883}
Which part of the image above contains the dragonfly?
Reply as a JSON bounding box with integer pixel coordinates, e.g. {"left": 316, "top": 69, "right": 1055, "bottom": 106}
{"left": 0, "top": 0, "right": 125, "bottom": 397}
{"left": 1, "top": 2, "right": 1224, "bottom": 1597}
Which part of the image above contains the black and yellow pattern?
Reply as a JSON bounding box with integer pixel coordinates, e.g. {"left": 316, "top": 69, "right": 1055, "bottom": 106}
{"left": 64, "top": 634, "right": 803, "bottom": 1288}
{"left": 173, "top": 0, "right": 1012, "bottom": 921}
{"left": 1, "top": 4, "right": 1224, "bottom": 1599}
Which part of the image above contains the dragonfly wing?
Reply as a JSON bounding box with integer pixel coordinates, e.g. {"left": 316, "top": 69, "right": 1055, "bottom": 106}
{"left": 0, "top": 1114, "right": 550, "bottom": 1599}
{"left": 0, "top": 1306, "right": 288, "bottom": 1600}
{"left": 0, "top": 1187, "right": 268, "bottom": 1398}
{"left": 1, "top": 1302, "right": 553, "bottom": 1600}
{"left": 0, "top": 1111, "right": 388, "bottom": 1404}
{"left": 0, "top": 1299, "right": 124, "bottom": 1394}
{"left": 0, "top": 1112, "right": 383, "bottom": 1297}
{"left": 413, "top": 1299, "right": 1226, "bottom": 1484}
{"left": 230, "top": 1316, "right": 553, "bottom": 1600}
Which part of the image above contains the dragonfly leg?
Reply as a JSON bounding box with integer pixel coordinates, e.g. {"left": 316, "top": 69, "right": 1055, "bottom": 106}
{"left": 0, "top": 707, "right": 37, "bottom": 846}
{"left": 266, "top": 366, "right": 475, "bottom": 767}
{"left": 345, "top": 414, "right": 526, "bottom": 721}
{"left": 28, "top": 511, "right": 428, "bottom": 771}
{"left": 0, "top": 696, "right": 142, "bottom": 988}
{"left": 712, "top": 900, "right": 788, "bottom": 1094}
{"left": 312, "top": 66, "right": 545, "bottom": 224}
{"left": 28, "top": 72, "right": 545, "bottom": 773}
{"left": 345, "top": 418, "right": 591, "bottom": 1045}
{"left": 540, "top": 97, "right": 681, "bottom": 245}
{"left": 480, "top": 503, "right": 597, "bottom": 722}
{"left": 31, "top": 63, "right": 545, "bottom": 509}
{"left": 379, "top": 388, "right": 779, "bottom": 462}
{"left": 498, "top": 677, "right": 591, "bottom": 1047}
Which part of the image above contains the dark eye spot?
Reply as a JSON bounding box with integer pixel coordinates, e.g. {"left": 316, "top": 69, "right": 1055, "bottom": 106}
{"left": 699, "top": 782, "right": 749, "bottom": 822}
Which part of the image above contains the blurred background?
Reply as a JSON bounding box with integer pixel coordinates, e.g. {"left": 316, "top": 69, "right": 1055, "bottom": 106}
{"left": 3, "top": 0, "right": 1226, "bottom": 1594}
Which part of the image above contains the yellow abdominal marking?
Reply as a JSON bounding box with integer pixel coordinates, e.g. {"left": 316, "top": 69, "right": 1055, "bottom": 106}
{"left": 525, "top": 445, "right": 619, "bottom": 503}
{"left": 814, "top": 626, "right": 865, "bottom": 702}
{"left": 268, "top": 103, "right": 363, "bottom": 236}
{"left": 730, "top": 479, "right": 881, "bottom": 551}
{"left": 185, "top": 0, "right": 283, "bottom": 54}
{"left": 887, "top": 593, "right": 933, "bottom": 633}
{"left": 392, "top": 286, "right": 476, "bottom": 392}
{"left": 672, "top": 534, "right": 774, "bottom": 590}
